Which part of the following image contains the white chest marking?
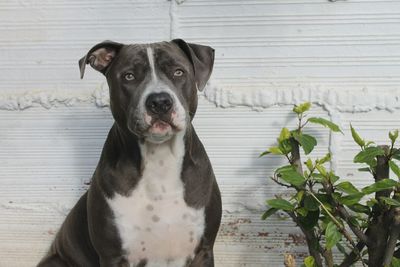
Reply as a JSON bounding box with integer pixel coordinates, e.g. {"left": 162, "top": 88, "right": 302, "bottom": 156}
{"left": 107, "top": 134, "right": 205, "bottom": 267}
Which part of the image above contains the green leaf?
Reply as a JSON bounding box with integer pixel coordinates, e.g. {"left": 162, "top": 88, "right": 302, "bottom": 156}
{"left": 390, "top": 256, "right": 400, "bottom": 267}
{"left": 294, "top": 190, "right": 305, "bottom": 202}
{"left": 350, "top": 124, "right": 365, "bottom": 147}
{"left": 380, "top": 197, "right": 400, "bottom": 207}
{"left": 308, "top": 117, "right": 343, "bottom": 133}
{"left": 296, "top": 207, "right": 308, "bottom": 217}
{"left": 328, "top": 172, "right": 340, "bottom": 184}
{"left": 292, "top": 132, "right": 317, "bottom": 155}
{"left": 390, "top": 130, "right": 399, "bottom": 145}
{"left": 390, "top": 160, "right": 400, "bottom": 179}
{"left": 304, "top": 256, "right": 317, "bottom": 267}
{"left": 305, "top": 158, "right": 313, "bottom": 172}
{"left": 336, "top": 181, "right": 359, "bottom": 194}
{"left": 354, "top": 146, "right": 385, "bottom": 165}
{"left": 298, "top": 209, "right": 320, "bottom": 230}
{"left": 325, "top": 221, "right": 342, "bottom": 249}
{"left": 338, "top": 193, "right": 365, "bottom": 206}
{"left": 392, "top": 149, "right": 400, "bottom": 161}
{"left": 348, "top": 203, "right": 370, "bottom": 214}
{"left": 259, "top": 150, "right": 271, "bottom": 157}
{"left": 269, "top": 146, "right": 283, "bottom": 155}
{"left": 278, "top": 168, "right": 306, "bottom": 187}
{"left": 304, "top": 194, "right": 320, "bottom": 211}
{"left": 311, "top": 173, "right": 325, "bottom": 182}
{"left": 318, "top": 153, "right": 331, "bottom": 165}
{"left": 336, "top": 242, "right": 348, "bottom": 256}
{"left": 293, "top": 102, "right": 311, "bottom": 114}
{"left": 261, "top": 208, "right": 278, "bottom": 220}
{"left": 358, "top": 167, "right": 371, "bottom": 172}
{"left": 276, "top": 165, "right": 295, "bottom": 173}
{"left": 266, "top": 199, "right": 294, "bottom": 211}
{"left": 366, "top": 198, "right": 378, "bottom": 207}
{"left": 315, "top": 194, "right": 330, "bottom": 205}
{"left": 278, "top": 127, "right": 291, "bottom": 142}
{"left": 316, "top": 164, "right": 327, "bottom": 177}
{"left": 361, "top": 179, "right": 398, "bottom": 194}
{"left": 279, "top": 139, "right": 292, "bottom": 154}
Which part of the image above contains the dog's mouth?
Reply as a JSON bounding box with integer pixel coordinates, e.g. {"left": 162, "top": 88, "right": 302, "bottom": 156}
{"left": 128, "top": 108, "right": 186, "bottom": 144}
{"left": 144, "top": 115, "right": 184, "bottom": 143}
{"left": 148, "top": 119, "right": 172, "bottom": 135}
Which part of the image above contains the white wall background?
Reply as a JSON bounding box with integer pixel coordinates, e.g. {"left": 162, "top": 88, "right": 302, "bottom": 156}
{"left": 1, "top": 0, "right": 400, "bottom": 266}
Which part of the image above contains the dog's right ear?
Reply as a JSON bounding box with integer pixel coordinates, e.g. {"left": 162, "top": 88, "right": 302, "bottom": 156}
{"left": 79, "top": 40, "right": 124, "bottom": 79}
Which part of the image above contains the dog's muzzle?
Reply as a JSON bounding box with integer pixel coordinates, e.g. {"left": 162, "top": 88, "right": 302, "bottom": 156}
{"left": 127, "top": 89, "right": 186, "bottom": 144}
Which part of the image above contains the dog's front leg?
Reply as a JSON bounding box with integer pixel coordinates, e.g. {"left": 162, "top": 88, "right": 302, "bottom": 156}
{"left": 189, "top": 248, "right": 215, "bottom": 267}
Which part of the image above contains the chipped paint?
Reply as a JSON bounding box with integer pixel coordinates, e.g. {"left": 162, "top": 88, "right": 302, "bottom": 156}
{"left": 2, "top": 81, "right": 400, "bottom": 114}
{"left": 0, "top": 85, "right": 109, "bottom": 110}
{"left": 204, "top": 81, "right": 400, "bottom": 113}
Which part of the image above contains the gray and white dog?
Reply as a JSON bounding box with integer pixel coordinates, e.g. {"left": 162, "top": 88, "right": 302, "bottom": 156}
{"left": 37, "top": 39, "right": 222, "bottom": 267}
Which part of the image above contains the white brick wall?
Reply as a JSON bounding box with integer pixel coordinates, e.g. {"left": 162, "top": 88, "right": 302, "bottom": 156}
{"left": 1, "top": 0, "right": 399, "bottom": 266}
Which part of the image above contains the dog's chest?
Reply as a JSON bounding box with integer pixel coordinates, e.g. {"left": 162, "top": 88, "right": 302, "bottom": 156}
{"left": 107, "top": 139, "right": 205, "bottom": 267}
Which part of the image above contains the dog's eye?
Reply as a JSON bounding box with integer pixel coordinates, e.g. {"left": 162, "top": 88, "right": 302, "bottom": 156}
{"left": 124, "top": 73, "right": 135, "bottom": 81}
{"left": 174, "top": 69, "right": 184, "bottom": 77}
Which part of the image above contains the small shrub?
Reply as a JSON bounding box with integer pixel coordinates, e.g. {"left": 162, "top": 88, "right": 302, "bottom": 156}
{"left": 261, "top": 102, "right": 400, "bottom": 267}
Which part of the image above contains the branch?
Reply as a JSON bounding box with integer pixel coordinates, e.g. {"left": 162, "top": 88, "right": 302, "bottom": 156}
{"left": 321, "top": 181, "right": 369, "bottom": 245}
{"left": 271, "top": 175, "right": 292, "bottom": 188}
{"left": 336, "top": 206, "right": 369, "bottom": 245}
{"left": 309, "top": 192, "right": 366, "bottom": 267}
{"left": 374, "top": 145, "right": 391, "bottom": 198}
{"left": 322, "top": 249, "right": 334, "bottom": 267}
{"left": 287, "top": 138, "right": 324, "bottom": 267}
{"left": 339, "top": 241, "right": 366, "bottom": 267}
{"left": 317, "top": 181, "right": 367, "bottom": 265}
{"left": 289, "top": 137, "right": 303, "bottom": 174}
{"left": 382, "top": 208, "right": 400, "bottom": 266}
{"left": 368, "top": 146, "right": 391, "bottom": 267}
{"left": 287, "top": 211, "right": 324, "bottom": 267}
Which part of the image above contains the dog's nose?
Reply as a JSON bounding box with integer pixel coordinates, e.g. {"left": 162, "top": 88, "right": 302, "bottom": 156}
{"left": 145, "top": 92, "right": 173, "bottom": 114}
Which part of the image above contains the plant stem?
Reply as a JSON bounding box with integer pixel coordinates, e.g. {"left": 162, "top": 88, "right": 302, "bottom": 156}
{"left": 287, "top": 211, "right": 324, "bottom": 267}
{"left": 339, "top": 241, "right": 366, "bottom": 267}
{"left": 375, "top": 146, "right": 391, "bottom": 199}
{"left": 287, "top": 137, "right": 324, "bottom": 267}
{"left": 309, "top": 180, "right": 366, "bottom": 266}
{"left": 322, "top": 249, "right": 334, "bottom": 267}
{"left": 271, "top": 175, "right": 292, "bottom": 188}
{"left": 368, "top": 147, "right": 391, "bottom": 267}
{"left": 336, "top": 206, "right": 369, "bottom": 245}
{"left": 289, "top": 138, "right": 303, "bottom": 174}
{"left": 382, "top": 207, "right": 400, "bottom": 266}
{"left": 309, "top": 192, "right": 341, "bottom": 226}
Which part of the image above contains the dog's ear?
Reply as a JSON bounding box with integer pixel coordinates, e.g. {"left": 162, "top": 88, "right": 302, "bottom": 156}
{"left": 79, "top": 40, "right": 124, "bottom": 79}
{"left": 171, "top": 39, "right": 215, "bottom": 91}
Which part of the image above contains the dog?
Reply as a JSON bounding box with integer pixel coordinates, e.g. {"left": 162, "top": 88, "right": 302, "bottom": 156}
{"left": 37, "top": 39, "right": 222, "bottom": 267}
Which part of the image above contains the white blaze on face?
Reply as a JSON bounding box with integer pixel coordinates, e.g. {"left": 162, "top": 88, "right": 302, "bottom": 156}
{"left": 138, "top": 46, "right": 186, "bottom": 143}
{"left": 146, "top": 47, "right": 157, "bottom": 82}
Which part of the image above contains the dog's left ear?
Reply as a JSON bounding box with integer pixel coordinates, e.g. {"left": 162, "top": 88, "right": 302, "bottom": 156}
{"left": 171, "top": 39, "right": 215, "bottom": 91}
{"left": 79, "top": 40, "right": 124, "bottom": 79}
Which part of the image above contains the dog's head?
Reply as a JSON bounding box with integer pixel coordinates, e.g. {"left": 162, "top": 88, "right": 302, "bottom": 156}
{"left": 79, "top": 39, "right": 214, "bottom": 144}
